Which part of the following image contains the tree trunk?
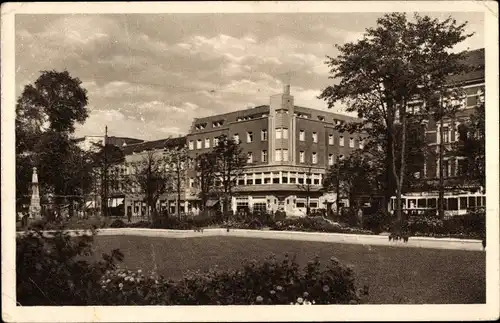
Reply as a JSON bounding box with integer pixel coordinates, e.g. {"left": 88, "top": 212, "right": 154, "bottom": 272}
{"left": 438, "top": 111, "right": 445, "bottom": 220}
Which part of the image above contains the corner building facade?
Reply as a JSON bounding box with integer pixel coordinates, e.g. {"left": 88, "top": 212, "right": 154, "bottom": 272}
{"left": 186, "top": 85, "right": 363, "bottom": 215}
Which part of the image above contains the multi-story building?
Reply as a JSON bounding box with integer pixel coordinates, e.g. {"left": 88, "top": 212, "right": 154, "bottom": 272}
{"left": 185, "top": 85, "right": 363, "bottom": 215}
{"left": 388, "top": 48, "right": 486, "bottom": 215}
{"left": 419, "top": 48, "right": 485, "bottom": 189}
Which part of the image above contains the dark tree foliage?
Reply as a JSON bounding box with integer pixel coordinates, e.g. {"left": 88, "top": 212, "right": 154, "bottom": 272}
{"left": 323, "top": 151, "right": 376, "bottom": 209}
{"left": 16, "top": 70, "right": 90, "bottom": 212}
{"left": 456, "top": 101, "right": 485, "bottom": 188}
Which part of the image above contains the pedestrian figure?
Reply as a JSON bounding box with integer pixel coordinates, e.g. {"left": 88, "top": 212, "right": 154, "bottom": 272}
{"left": 127, "top": 212, "right": 132, "bottom": 223}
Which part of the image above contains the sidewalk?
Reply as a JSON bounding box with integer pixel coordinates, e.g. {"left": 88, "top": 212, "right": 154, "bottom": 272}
{"left": 92, "top": 228, "right": 484, "bottom": 251}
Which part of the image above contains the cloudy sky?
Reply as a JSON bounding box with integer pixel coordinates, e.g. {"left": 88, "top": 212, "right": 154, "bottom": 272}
{"left": 15, "top": 12, "right": 484, "bottom": 141}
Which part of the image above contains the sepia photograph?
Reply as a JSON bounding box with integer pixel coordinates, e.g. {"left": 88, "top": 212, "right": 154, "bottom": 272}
{"left": 1, "top": 1, "right": 499, "bottom": 322}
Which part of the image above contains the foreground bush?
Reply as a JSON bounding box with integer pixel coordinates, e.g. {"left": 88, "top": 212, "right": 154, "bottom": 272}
{"left": 16, "top": 223, "right": 123, "bottom": 306}
{"left": 17, "top": 224, "right": 367, "bottom": 305}
{"left": 98, "top": 254, "right": 367, "bottom": 305}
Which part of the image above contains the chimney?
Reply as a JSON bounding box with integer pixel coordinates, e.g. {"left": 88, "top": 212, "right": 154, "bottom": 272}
{"left": 283, "top": 84, "right": 290, "bottom": 95}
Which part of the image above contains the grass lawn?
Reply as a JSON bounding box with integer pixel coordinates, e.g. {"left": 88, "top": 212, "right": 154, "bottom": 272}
{"left": 91, "top": 235, "right": 485, "bottom": 304}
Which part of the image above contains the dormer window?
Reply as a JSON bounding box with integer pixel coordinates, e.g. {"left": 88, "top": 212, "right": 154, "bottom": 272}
{"left": 317, "top": 116, "right": 325, "bottom": 121}
{"left": 212, "top": 121, "right": 223, "bottom": 127}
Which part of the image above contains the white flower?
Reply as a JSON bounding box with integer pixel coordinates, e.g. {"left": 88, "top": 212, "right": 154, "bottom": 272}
{"left": 106, "top": 279, "right": 111, "bottom": 283}
{"left": 304, "top": 300, "right": 312, "bottom": 305}
{"left": 119, "top": 283, "right": 123, "bottom": 289}
{"left": 296, "top": 297, "right": 304, "bottom": 304}
{"left": 130, "top": 277, "right": 135, "bottom": 282}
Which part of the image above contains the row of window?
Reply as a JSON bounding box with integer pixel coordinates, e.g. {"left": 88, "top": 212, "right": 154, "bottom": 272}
{"left": 188, "top": 129, "right": 364, "bottom": 150}
{"left": 188, "top": 171, "right": 325, "bottom": 188}
{"left": 245, "top": 150, "right": 344, "bottom": 164}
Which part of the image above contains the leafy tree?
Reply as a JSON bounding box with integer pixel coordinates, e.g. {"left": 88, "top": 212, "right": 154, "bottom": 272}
{"left": 319, "top": 13, "right": 472, "bottom": 234}
{"left": 211, "top": 135, "right": 246, "bottom": 217}
{"left": 16, "top": 70, "right": 89, "bottom": 133}
{"left": 195, "top": 152, "right": 217, "bottom": 211}
{"left": 165, "top": 146, "right": 188, "bottom": 218}
{"left": 15, "top": 70, "right": 90, "bottom": 213}
{"left": 91, "top": 142, "right": 126, "bottom": 217}
{"left": 131, "top": 150, "right": 172, "bottom": 223}
{"left": 456, "top": 100, "right": 485, "bottom": 188}
{"left": 32, "top": 131, "right": 94, "bottom": 217}
{"left": 323, "top": 152, "right": 375, "bottom": 210}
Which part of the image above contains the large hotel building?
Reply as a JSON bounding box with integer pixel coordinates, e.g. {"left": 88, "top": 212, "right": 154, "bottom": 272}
{"left": 82, "top": 48, "right": 484, "bottom": 219}
{"left": 185, "top": 84, "right": 361, "bottom": 215}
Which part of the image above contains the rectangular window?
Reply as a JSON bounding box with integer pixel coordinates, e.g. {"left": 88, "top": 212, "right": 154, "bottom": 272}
{"left": 205, "top": 138, "right": 210, "bottom": 148}
{"left": 312, "top": 152, "right": 318, "bottom": 164}
{"left": 443, "top": 127, "right": 449, "bottom": 143}
{"left": 283, "top": 128, "right": 289, "bottom": 139}
{"left": 247, "top": 152, "right": 253, "bottom": 164}
{"left": 238, "top": 178, "right": 245, "bottom": 186}
{"left": 196, "top": 139, "right": 202, "bottom": 149}
{"left": 328, "top": 134, "right": 334, "bottom": 145}
{"left": 261, "top": 129, "right": 268, "bottom": 141}
{"left": 233, "top": 134, "right": 240, "bottom": 144}
{"left": 298, "top": 177, "right": 304, "bottom": 184}
{"left": 443, "top": 160, "right": 449, "bottom": 178}
{"left": 264, "top": 174, "right": 271, "bottom": 184}
{"left": 189, "top": 178, "right": 194, "bottom": 188}
{"left": 246, "top": 178, "right": 254, "bottom": 185}
{"left": 339, "top": 136, "right": 344, "bottom": 147}
{"left": 299, "top": 151, "right": 305, "bottom": 163}
{"left": 275, "top": 149, "right": 282, "bottom": 162}
{"left": 328, "top": 154, "right": 334, "bottom": 166}
{"left": 275, "top": 128, "right": 282, "bottom": 139}
{"left": 189, "top": 140, "right": 194, "bottom": 150}
{"left": 299, "top": 130, "right": 305, "bottom": 141}
{"left": 349, "top": 137, "right": 354, "bottom": 148}
{"left": 290, "top": 177, "right": 296, "bottom": 184}
{"left": 255, "top": 178, "right": 262, "bottom": 185}
{"left": 247, "top": 132, "right": 253, "bottom": 143}
{"left": 283, "top": 149, "right": 289, "bottom": 162}
{"left": 313, "top": 179, "right": 320, "bottom": 185}
{"left": 312, "top": 132, "right": 318, "bottom": 143}
{"left": 213, "top": 137, "right": 219, "bottom": 147}
{"left": 262, "top": 150, "right": 268, "bottom": 162}
{"left": 282, "top": 176, "right": 288, "bottom": 184}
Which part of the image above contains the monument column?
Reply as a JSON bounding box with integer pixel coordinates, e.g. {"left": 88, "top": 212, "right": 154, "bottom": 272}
{"left": 29, "top": 167, "right": 42, "bottom": 220}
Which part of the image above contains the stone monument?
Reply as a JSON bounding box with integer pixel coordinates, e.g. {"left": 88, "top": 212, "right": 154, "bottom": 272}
{"left": 29, "top": 166, "right": 42, "bottom": 219}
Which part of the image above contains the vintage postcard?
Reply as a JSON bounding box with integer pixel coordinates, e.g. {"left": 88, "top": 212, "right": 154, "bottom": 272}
{"left": 1, "top": 1, "right": 499, "bottom": 322}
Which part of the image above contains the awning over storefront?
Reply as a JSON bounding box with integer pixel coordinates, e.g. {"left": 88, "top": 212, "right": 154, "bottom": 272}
{"left": 206, "top": 199, "right": 219, "bottom": 207}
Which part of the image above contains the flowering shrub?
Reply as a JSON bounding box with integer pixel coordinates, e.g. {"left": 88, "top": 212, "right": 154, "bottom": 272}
{"left": 16, "top": 222, "right": 123, "bottom": 305}
{"left": 271, "top": 217, "right": 372, "bottom": 235}
{"left": 98, "top": 254, "right": 367, "bottom": 305}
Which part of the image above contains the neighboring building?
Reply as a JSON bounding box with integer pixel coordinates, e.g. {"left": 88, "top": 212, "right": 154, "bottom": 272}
{"left": 185, "top": 84, "right": 363, "bottom": 215}
{"left": 113, "top": 136, "right": 188, "bottom": 219}
{"left": 388, "top": 48, "right": 486, "bottom": 216}
{"left": 419, "top": 48, "right": 485, "bottom": 190}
